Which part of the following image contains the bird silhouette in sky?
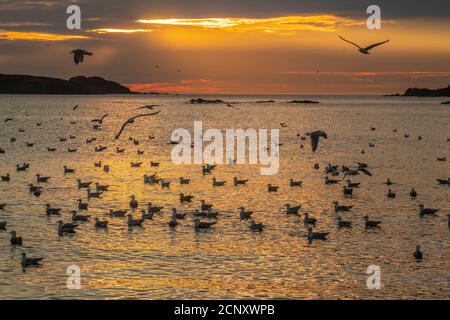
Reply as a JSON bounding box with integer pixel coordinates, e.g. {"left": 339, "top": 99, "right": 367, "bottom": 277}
{"left": 339, "top": 36, "right": 389, "bottom": 54}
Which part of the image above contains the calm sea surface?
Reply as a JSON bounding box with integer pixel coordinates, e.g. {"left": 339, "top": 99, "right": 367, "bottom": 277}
{"left": 0, "top": 94, "right": 449, "bottom": 299}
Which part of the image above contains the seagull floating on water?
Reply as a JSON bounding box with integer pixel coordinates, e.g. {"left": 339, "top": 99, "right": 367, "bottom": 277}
{"left": 180, "top": 193, "right": 194, "bottom": 203}
{"left": 58, "top": 220, "right": 78, "bottom": 235}
{"left": 45, "top": 204, "right": 61, "bottom": 216}
{"left": 194, "top": 218, "right": 217, "bottom": 230}
{"left": 436, "top": 178, "right": 450, "bottom": 185}
{"left": 346, "top": 180, "right": 360, "bottom": 188}
{"left": 239, "top": 207, "right": 253, "bottom": 220}
{"left": 141, "top": 209, "right": 154, "bottom": 220}
{"left": 87, "top": 188, "right": 102, "bottom": 199}
{"left": 325, "top": 176, "right": 339, "bottom": 185}
{"left": 201, "top": 200, "right": 213, "bottom": 212}
{"left": 414, "top": 245, "right": 423, "bottom": 260}
{"left": 387, "top": 189, "right": 396, "bottom": 198}
{"left": 194, "top": 209, "right": 218, "bottom": 219}
{"left": 77, "top": 179, "right": 92, "bottom": 189}
{"left": 337, "top": 216, "right": 352, "bottom": 228}
{"left": 285, "top": 204, "right": 301, "bottom": 215}
{"left": 147, "top": 202, "right": 163, "bottom": 214}
{"left": 127, "top": 214, "right": 143, "bottom": 227}
{"left": 171, "top": 208, "right": 187, "bottom": 220}
{"left": 212, "top": 178, "right": 226, "bottom": 187}
{"left": 129, "top": 195, "right": 139, "bottom": 209}
{"left": 95, "top": 183, "right": 109, "bottom": 192}
{"left": 249, "top": 220, "right": 264, "bottom": 232}
{"left": 64, "top": 166, "right": 76, "bottom": 174}
{"left": 307, "top": 227, "right": 329, "bottom": 243}
{"left": 333, "top": 201, "right": 353, "bottom": 213}
{"left": 179, "top": 177, "right": 190, "bottom": 185}
{"left": 418, "top": 204, "right": 438, "bottom": 217}
{"left": 36, "top": 174, "right": 50, "bottom": 183}
{"left": 364, "top": 215, "right": 382, "bottom": 229}
{"left": 233, "top": 177, "right": 248, "bottom": 186}
{"left": 1, "top": 173, "right": 10, "bottom": 182}
{"left": 10, "top": 231, "right": 23, "bottom": 246}
{"left": 290, "top": 179, "right": 302, "bottom": 187}
{"left": 303, "top": 212, "right": 317, "bottom": 225}
{"left": 94, "top": 217, "right": 108, "bottom": 228}
{"left": 109, "top": 209, "right": 127, "bottom": 218}
{"left": 21, "top": 253, "right": 43, "bottom": 268}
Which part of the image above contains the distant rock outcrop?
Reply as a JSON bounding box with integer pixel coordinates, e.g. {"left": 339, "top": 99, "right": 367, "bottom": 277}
{"left": 403, "top": 85, "right": 450, "bottom": 97}
{"left": 287, "top": 99, "right": 319, "bottom": 104}
{"left": 0, "top": 74, "right": 135, "bottom": 94}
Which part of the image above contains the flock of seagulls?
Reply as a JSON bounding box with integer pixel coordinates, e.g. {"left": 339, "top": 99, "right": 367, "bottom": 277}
{"left": 1, "top": 104, "right": 448, "bottom": 271}
{"left": 339, "top": 36, "right": 390, "bottom": 55}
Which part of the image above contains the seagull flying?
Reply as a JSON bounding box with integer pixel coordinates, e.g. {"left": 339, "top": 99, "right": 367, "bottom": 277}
{"left": 134, "top": 105, "right": 161, "bottom": 110}
{"left": 71, "top": 49, "right": 93, "bottom": 65}
{"left": 339, "top": 36, "right": 389, "bottom": 54}
{"left": 115, "top": 112, "right": 161, "bottom": 139}
{"left": 343, "top": 167, "right": 372, "bottom": 178}
{"left": 306, "top": 130, "right": 328, "bottom": 152}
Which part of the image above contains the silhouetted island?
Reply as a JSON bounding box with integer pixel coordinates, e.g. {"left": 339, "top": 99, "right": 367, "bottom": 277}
{"left": 403, "top": 84, "right": 450, "bottom": 97}
{"left": 0, "top": 74, "right": 136, "bottom": 94}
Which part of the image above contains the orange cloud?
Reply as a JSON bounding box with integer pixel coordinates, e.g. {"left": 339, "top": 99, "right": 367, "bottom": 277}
{"left": 0, "top": 29, "right": 90, "bottom": 41}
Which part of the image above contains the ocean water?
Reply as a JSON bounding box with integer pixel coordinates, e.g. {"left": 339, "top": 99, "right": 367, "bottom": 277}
{"left": 0, "top": 94, "right": 448, "bottom": 299}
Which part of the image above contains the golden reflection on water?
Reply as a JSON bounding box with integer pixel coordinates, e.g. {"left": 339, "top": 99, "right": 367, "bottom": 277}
{"left": 0, "top": 95, "right": 449, "bottom": 299}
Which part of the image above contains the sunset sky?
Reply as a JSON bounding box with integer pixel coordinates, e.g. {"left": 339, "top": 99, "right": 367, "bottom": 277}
{"left": 0, "top": 0, "right": 449, "bottom": 94}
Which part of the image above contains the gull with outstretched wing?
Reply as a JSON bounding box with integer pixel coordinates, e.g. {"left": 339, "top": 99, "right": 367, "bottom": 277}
{"left": 339, "top": 36, "right": 389, "bottom": 54}
{"left": 134, "top": 105, "right": 161, "bottom": 110}
{"left": 91, "top": 114, "right": 109, "bottom": 124}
